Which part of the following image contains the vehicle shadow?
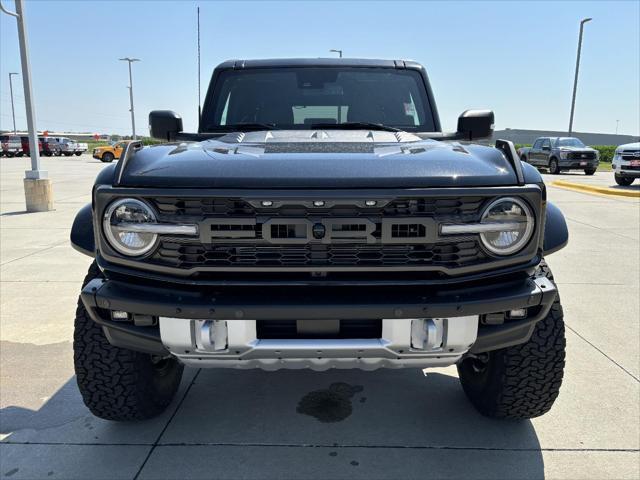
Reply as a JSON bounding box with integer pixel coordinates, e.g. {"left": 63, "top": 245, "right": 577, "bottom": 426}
{"left": 0, "top": 368, "right": 545, "bottom": 479}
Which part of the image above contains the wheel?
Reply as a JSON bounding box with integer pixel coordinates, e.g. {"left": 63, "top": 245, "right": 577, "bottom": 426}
{"left": 74, "top": 262, "right": 184, "bottom": 421}
{"left": 16, "top": 152, "right": 23, "bottom": 157}
{"left": 75, "top": 151, "right": 82, "bottom": 156}
{"left": 6, "top": 152, "right": 15, "bottom": 158}
{"left": 584, "top": 168, "right": 596, "bottom": 175}
{"left": 45, "top": 151, "right": 52, "bottom": 157}
{"left": 549, "top": 158, "right": 560, "bottom": 175}
{"left": 63, "top": 152, "right": 72, "bottom": 157}
{"left": 101, "top": 152, "right": 114, "bottom": 163}
{"left": 614, "top": 174, "right": 634, "bottom": 186}
{"left": 457, "top": 261, "right": 565, "bottom": 419}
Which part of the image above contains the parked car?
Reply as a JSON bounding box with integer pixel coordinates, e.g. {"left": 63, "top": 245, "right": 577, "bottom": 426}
{"left": 0, "top": 134, "right": 21, "bottom": 157}
{"left": 72, "top": 58, "right": 568, "bottom": 422}
{"left": 17, "top": 136, "right": 44, "bottom": 157}
{"left": 520, "top": 137, "right": 599, "bottom": 175}
{"left": 40, "top": 137, "right": 61, "bottom": 156}
{"left": 75, "top": 142, "right": 88, "bottom": 156}
{"left": 612, "top": 142, "right": 640, "bottom": 186}
{"left": 92, "top": 141, "right": 129, "bottom": 162}
{"left": 53, "top": 137, "right": 79, "bottom": 156}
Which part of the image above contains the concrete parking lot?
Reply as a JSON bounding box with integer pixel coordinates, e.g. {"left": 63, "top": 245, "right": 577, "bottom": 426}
{"left": 1, "top": 155, "right": 638, "bottom": 479}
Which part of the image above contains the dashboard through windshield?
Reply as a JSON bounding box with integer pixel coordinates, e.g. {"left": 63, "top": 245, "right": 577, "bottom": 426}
{"left": 203, "top": 67, "right": 435, "bottom": 132}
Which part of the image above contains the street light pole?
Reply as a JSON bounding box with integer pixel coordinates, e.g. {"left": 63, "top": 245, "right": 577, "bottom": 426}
{"left": 119, "top": 57, "right": 140, "bottom": 139}
{"left": 8, "top": 72, "right": 19, "bottom": 134}
{"left": 568, "top": 17, "right": 592, "bottom": 136}
{"left": 1, "top": 0, "right": 53, "bottom": 212}
{"left": 330, "top": 49, "right": 343, "bottom": 58}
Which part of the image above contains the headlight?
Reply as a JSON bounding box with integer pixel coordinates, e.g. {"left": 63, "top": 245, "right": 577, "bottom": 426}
{"left": 103, "top": 198, "right": 158, "bottom": 256}
{"left": 560, "top": 151, "right": 569, "bottom": 159}
{"left": 479, "top": 197, "right": 534, "bottom": 256}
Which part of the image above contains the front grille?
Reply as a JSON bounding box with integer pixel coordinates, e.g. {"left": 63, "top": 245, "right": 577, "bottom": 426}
{"left": 621, "top": 165, "right": 640, "bottom": 171}
{"left": 141, "top": 195, "right": 496, "bottom": 271}
{"left": 621, "top": 150, "right": 640, "bottom": 161}
{"left": 257, "top": 319, "right": 382, "bottom": 339}
{"left": 149, "top": 197, "right": 484, "bottom": 220}
{"left": 568, "top": 151, "right": 596, "bottom": 160}
{"left": 153, "top": 240, "right": 482, "bottom": 268}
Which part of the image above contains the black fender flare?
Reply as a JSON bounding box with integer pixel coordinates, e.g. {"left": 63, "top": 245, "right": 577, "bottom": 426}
{"left": 543, "top": 202, "right": 568, "bottom": 255}
{"left": 70, "top": 203, "right": 95, "bottom": 257}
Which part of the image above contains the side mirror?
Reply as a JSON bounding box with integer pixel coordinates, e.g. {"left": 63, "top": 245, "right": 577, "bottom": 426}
{"left": 149, "top": 110, "right": 183, "bottom": 141}
{"left": 456, "top": 109, "right": 494, "bottom": 141}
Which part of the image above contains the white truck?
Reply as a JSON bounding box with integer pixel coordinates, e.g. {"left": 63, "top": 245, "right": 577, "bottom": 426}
{"left": 74, "top": 141, "right": 88, "bottom": 156}
{"left": 53, "top": 137, "right": 78, "bottom": 156}
{"left": 53, "top": 137, "right": 89, "bottom": 156}
{"left": 612, "top": 142, "right": 640, "bottom": 186}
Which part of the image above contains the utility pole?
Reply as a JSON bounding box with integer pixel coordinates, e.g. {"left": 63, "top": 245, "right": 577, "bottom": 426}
{"left": 119, "top": 57, "right": 140, "bottom": 139}
{"left": 1, "top": 0, "right": 53, "bottom": 212}
{"left": 330, "top": 49, "right": 343, "bottom": 58}
{"left": 8, "top": 72, "right": 19, "bottom": 133}
{"left": 568, "top": 17, "right": 592, "bottom": 135}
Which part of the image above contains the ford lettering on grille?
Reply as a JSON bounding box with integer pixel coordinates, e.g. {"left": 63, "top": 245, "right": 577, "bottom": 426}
{"left": 198, "top": 217, "right": 438, "bottom": 245}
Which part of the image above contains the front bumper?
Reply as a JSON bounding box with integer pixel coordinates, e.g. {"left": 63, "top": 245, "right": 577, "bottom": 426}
{"left": 613, "top": 162, "right": 640, "bottom": 178}
{"left": 81, "top": 272, "right": 557, "bottom": 370}
{"left": 558, "top": 159, "right": 598, "bottom": 169}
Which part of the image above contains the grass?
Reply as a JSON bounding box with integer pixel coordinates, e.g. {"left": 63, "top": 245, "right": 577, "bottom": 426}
{"left": 597, "top": 162, "right": 612, "bottom": 172}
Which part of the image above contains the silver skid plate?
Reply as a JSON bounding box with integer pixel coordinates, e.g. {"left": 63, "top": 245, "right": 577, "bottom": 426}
{"left": 159, "top": 316, "right": 478, "bottom": 371}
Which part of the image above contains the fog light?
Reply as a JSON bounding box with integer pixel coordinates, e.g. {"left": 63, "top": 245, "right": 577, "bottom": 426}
{"left": 508, "top": 308, "right": 527, "bottom": 319}
{"left": 111, "top": 310, "right": 130, "bottom": 321}
{"left": 365, "top": 200, "right": 377, "bottom": 207}
{"left": 261, "top": 200, "right": 273, "bottom": 207}
{"left": 313, "top": 200, "right": 325, "bottom": 207}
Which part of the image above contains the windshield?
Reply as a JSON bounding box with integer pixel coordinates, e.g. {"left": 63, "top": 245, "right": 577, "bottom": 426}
{"left": 555, "top": 137, "right": 585, "bottom": 148}
{"left": 203, "top": 67, "right": 435, "bottom": 132}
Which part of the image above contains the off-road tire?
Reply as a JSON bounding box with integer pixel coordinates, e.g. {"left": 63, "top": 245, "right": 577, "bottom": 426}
{"left": 614, "top": 174, "right": 634, "bottom": 186}
{"left": 74, "top": 262, "right": 184, "bottom": 421}
{"left": 549, "top": 158, "right": 560, "bottom": 175}
{"left": 101, "top": 152, "right": 114, "bottom": 163}
{"left": 457, "top": 261, "right": 565, "bottom": 419}
{"left": 584, "top": 168, "right": 596, "bottom": 176}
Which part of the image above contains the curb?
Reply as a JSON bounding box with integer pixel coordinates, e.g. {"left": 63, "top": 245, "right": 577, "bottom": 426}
{"left": 551, "top": 180, "right": 640, "bottom": 198}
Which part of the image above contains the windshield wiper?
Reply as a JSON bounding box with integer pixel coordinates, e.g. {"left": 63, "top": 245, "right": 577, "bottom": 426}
{"left": 206, "top": 123, "right": 280, "bottom": 132}
{"left": 310, "top": 122, "right": 400, "bottom": 132}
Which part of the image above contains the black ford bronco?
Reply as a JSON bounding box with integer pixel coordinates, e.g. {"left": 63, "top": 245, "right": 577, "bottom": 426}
{"left": 71, "top": 58, "right": 568, "bottom": 421}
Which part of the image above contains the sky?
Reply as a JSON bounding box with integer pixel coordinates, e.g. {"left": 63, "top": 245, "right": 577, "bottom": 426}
{"left": 1, "top": 0, "right": 639, "bottom": 136}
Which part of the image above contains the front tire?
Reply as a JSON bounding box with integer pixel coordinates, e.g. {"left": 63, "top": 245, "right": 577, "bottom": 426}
{"left": 615, "top": 174, "right": 634, "bottom": 186}
{"left": 101, "top": 152, "right": 114, "bottom": 163}
{"left": 457, "top": 262, "right": 565, "bottom": 419}
{"left": 584, "top": 168, "right": 596, "bottom": 175}
{"left": 549, "top": 158, "right": 560, "bottom": 175}
{"left": 75, "top": 151, "right": 82, "bottom": 156}
{"left": 74, "top": 262, "right": 184, "bottom": 421}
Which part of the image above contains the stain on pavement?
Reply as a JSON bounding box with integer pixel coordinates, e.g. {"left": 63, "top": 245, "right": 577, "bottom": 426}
{"left": 296, "top": 382, "right": 363, "bottom": 423}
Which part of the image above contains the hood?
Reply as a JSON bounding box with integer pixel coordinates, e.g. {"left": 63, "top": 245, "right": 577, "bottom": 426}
{"left": 118, "top": 130, "right": 518, "bottom": 189}
{"left": 557, "top": 145, "right": 597, "bottom": 152}
{"left": 617, "top": 142, "right": 640, "bottom": 150}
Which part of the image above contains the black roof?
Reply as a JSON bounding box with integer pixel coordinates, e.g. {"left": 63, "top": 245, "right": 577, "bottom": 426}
{"left": 216, "top": 58, "right": 422, "bottom": 70}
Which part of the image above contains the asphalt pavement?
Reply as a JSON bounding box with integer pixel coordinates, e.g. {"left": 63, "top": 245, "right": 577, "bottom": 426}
{"left": 1, "top": 155, "right": 638, "bottom": 479}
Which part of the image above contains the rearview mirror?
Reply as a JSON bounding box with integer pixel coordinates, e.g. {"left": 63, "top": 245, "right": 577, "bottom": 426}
{"left": 149, "top": 110, "right": 183, "bottom": 141}
{"left": 456, "top": 110, "right": 494, "bottom": 141}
